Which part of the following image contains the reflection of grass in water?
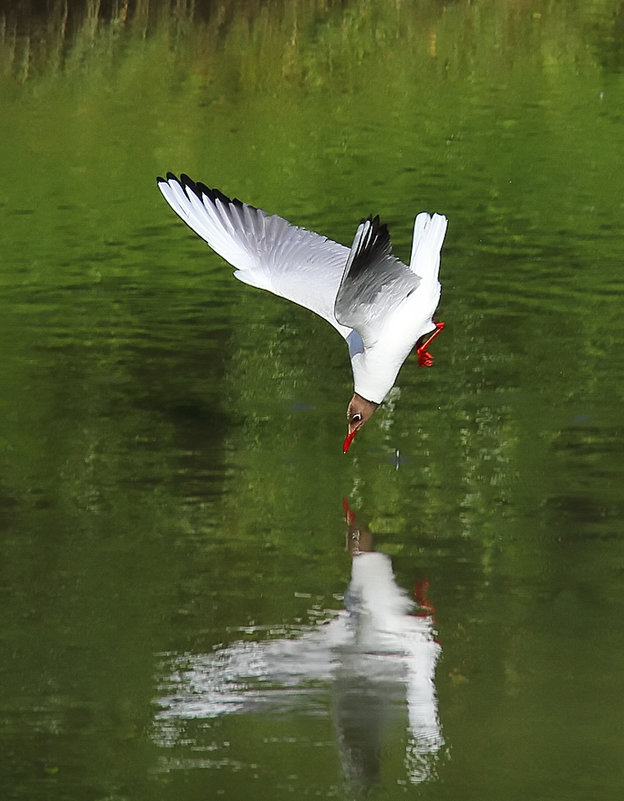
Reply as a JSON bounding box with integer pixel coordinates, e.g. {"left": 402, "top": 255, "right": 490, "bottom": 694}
{"left": 1, "top": 0, "right": 619, "bottom": 87}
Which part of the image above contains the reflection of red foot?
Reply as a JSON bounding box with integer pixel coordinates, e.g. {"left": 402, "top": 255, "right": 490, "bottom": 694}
{"left": 414, "top": 579, "right": 436, "bottom": 616}
{"left": 342, "top": 497, "right": 355, "bottom": 526}
{"left": 416, "top": 321, "right": 445, "bottom": 367}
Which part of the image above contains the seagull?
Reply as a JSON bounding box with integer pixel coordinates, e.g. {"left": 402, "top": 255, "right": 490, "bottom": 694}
{"left": 157, "top": 173, "right": 448, "bottom": 452}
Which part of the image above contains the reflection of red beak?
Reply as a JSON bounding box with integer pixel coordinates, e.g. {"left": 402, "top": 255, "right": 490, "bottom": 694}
{"left": 342, "top": 497, "right": 355, "bottom": 524}
{"left": 343, "top": 427, "right": 359, "bottom": 454}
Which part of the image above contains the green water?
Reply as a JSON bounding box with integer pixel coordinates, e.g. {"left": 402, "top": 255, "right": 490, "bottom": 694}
{"left": 1, "top": 1, "right": 623, "bottom": 799}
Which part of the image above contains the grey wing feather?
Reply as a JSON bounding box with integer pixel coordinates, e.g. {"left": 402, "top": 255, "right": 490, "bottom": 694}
{"left": 334, "top": 216, "right": 421, "bottom": 344}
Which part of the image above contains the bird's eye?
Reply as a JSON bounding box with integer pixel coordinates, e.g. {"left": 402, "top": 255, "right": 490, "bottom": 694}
{"left": 351, "top": 413, "right": 363, "bottom": 424}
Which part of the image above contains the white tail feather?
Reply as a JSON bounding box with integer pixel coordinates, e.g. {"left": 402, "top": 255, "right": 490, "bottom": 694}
{"left": 409, "top": 212, "right": 448, "bottom": 285}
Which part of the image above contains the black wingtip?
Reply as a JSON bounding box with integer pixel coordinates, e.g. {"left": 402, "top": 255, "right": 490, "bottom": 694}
{"left": 358, "top": 215, "right": 391, "bottom": 254}
{"left": 180, "top": 173, "right": 199, "bottom": 195}
{"left": 199, "top": 182, "right": 236, "bottom": 206}
{"left": 340, "top": 214, "right": 393, "bottom": 282}
{"left": 360, "top": 214, "right": 388, "bottom": 240}
{"left": 156, "top": 172, "right": 247, "bottom": 210}
{"left": 156, "top": 172, "right": 181, "bottom": 186}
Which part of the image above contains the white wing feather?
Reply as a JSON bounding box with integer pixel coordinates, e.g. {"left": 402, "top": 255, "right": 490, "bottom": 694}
{"left": 157, "top": 174, "right": 352, "bottom": 338}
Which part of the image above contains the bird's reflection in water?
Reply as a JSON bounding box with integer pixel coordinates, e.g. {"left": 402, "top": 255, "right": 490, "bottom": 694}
{"left": 335, "top": 500, "right": 443, "bottom": 786}
{"left": 155, "top": 500, "right": 443, "bottom": 788}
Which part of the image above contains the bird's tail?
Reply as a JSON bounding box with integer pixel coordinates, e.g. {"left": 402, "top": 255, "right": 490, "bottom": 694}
{"left": 409, "top": 212, "right": 448, "bottom": 285}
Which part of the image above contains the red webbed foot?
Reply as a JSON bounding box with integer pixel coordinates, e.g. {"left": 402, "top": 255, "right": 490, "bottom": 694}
{"left": 413, "top": 580, "right": 436, "bottom": 616}
{"left": 416, "top": 321, "right": 445, "bottom": 367}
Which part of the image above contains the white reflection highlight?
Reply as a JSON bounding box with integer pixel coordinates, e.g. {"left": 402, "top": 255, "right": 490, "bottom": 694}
{"left": 155, "top": 506, "right": 443, "bottom": 786}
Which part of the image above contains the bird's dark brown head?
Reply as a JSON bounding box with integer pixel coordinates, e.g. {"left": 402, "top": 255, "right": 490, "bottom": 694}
{"left": 343, "top": 393, "right": 379, "bottom": 453}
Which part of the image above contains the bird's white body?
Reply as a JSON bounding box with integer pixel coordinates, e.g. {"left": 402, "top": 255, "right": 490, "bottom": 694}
{"left": 349, "top": 275, "right": 441, "bottom": 403}
{"left": 157, "top": 174, "right": 447, "bottom": 407}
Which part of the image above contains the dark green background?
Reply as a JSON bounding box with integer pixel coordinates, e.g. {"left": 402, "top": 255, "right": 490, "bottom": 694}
{"left": 1, "top": 1, "right": 623, "bottom": 799}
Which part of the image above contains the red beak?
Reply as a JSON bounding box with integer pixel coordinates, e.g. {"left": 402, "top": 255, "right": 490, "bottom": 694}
{"left": 343, "top": 428, "right": 359, "bottom": 453}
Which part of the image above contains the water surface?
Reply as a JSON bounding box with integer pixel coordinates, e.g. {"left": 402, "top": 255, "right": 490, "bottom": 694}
{"left": 1, "top": 2, "right": 623, "bottom": 799}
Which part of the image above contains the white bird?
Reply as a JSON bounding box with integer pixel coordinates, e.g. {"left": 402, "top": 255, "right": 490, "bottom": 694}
{"left": 157, "top": 173, "right": 448, "bottom": 452}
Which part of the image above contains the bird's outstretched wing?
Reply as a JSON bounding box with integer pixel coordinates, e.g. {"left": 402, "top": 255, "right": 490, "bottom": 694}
{"left": 334, "top": 216, "right": 421, "bottom": 346}
{"left": 157, "top": 174, "right": 352, "bottom": 337}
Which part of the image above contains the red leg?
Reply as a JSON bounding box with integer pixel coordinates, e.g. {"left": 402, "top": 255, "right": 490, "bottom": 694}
{"left": 416, "top": 321, "right": 445, "bottom": 367}
{"left": 414, "top": 580, "right": 436, "bottom": 616}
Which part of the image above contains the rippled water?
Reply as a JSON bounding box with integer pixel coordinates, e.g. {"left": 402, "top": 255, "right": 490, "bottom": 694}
{"left": 1, "top": 2, "right": 623, "bottom": 800}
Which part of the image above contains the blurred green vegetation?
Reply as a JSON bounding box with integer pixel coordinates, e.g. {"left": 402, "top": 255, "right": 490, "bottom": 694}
{"left": 0, "top": 3, "right": 623, "bottom": 797}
